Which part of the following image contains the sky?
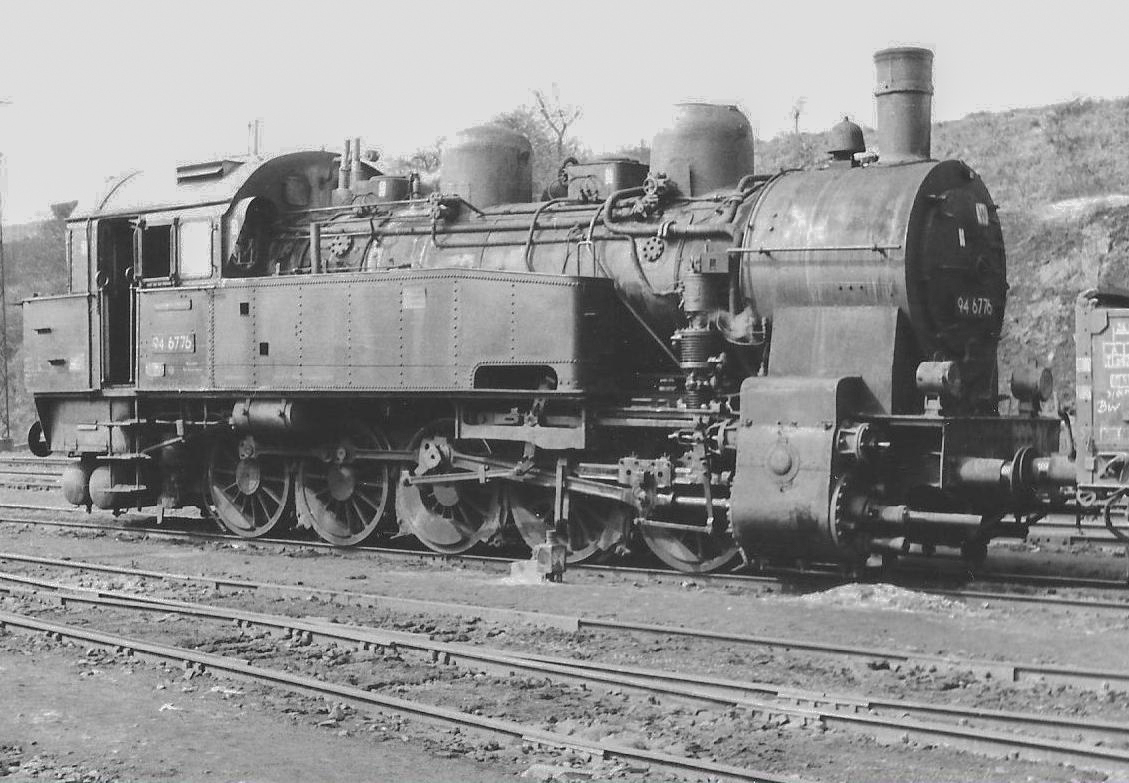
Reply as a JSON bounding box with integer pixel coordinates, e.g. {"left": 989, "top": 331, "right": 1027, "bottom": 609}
{"left": 0, "top": 0, "right": 1125, "bottom": 221}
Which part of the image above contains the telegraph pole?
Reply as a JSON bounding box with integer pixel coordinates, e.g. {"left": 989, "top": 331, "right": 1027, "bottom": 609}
{"left": 0, "top": 100, "right": 14, "bottom": 450}
{"left": 0, "top": 152, "right": 11, "bottom": 449}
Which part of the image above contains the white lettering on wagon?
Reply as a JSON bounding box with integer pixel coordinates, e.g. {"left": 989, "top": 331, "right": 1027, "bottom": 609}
{"left": 1103, "top": 341, "right": 1129, "bottom": 369}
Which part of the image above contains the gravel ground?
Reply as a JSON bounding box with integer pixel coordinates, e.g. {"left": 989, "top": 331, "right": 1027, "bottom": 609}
{"left": 2, "top": 513, "right": 1128, "bottom": 782}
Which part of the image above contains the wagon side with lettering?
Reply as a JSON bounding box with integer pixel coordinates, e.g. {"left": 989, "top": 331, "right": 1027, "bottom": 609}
{"left": 1073, "top": 291, "right": 1129, "bottom": 517}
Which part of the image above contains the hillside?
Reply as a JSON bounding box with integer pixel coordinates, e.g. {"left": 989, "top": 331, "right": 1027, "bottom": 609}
{"left": 2, "top": 217, "right": 68, "bottom": 442}
{"left": 940, "top": 98, "right": 1129, "bottom": 409}
{"left": 756, "top": 96, "right": 1129, "bottom": 408}
{"left": 4, "top": 95, "right": 1129, "bottom": 443}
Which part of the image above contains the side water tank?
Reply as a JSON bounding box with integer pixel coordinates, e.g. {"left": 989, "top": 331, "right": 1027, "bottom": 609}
{"left": 441, "top": 125, "right": 533, "bottom": 208}
{"left": 650, "top": 103, "right": 755, "bottom": 195}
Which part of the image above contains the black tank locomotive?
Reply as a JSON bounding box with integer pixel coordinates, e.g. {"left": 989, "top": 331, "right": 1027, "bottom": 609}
{"left": 22, "top": 47, "right": 1074, "bottom": 572}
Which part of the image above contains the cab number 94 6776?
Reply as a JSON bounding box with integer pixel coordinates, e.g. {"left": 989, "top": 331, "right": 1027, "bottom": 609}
{"left": 151, "top": 333, "right": 196, "bottom": 353}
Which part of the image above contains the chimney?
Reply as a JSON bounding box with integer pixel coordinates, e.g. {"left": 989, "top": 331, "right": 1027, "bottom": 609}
{"left": 873, "top": 47, "right": 933, "bottom": 163}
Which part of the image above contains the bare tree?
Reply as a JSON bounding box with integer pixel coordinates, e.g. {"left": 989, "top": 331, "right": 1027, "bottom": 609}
{"left": 495, "top": 100, "right": 590, "bottom": 195}
{"left": 406, "top": 138, "right": 444, "bottom": 174}
{"left": 791, "top": 97, "right": 807, "bottom": 136}
{"left": 533, "top": 84, "right": 583, "bottom": 158}
{"left": 386, "top": 138, "right": 444, "bottom": 175}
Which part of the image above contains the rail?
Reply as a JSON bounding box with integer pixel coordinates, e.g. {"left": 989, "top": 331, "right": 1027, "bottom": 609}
{"left": 0, "top": 608, "right": 805, "bottom": 783}
{"left": 4, "top": 570, "right": 1128, "bottom": 773}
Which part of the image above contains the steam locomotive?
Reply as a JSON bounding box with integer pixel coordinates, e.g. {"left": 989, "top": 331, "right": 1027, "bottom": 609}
{"left": 21, "top": 47, "right": 1082, "bottom": 573}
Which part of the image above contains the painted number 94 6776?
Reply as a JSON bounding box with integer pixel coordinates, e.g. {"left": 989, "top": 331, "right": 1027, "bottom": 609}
{"left": 151, "top": 333, "right": 196, "bottom": 353}
{"left": 955, "top": 295, "right": 995, "bottom": 318}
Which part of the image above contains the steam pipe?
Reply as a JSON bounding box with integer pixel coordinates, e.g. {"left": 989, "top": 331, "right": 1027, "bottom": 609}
{"left": 734, "top": 173, "right": 773, "bottom": 192}
{"left": 600, "top": 187, "right": 645, "bottom": 236}
{"left": 282, "top": 202, "right": 600, "bottom": 217}
{"left": 601, "top": 187, "right": 737, "bottom": 240}
{"left": 522, "top": 198, "right": 574, "bottom": 271}
{"left": 309, "top": 223, "right": 322, "bottom": 273}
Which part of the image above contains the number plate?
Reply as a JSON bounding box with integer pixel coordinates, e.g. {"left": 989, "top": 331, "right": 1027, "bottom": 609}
{"left": 151, "top": 333, "right": 196, "bottom": 354}
{"left": 955, "top": 295, "right": 995, "bottom": 318}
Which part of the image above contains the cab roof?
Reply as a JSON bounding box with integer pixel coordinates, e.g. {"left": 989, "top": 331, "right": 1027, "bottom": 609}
{"left": 68, "top": 150, "right": 337, "bottom": 221}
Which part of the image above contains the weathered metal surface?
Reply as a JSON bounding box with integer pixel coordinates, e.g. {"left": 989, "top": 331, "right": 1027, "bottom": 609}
{"left": 731, "top": 375, "right": 869, "bottom": 561}
{"left": 564, "top": 159, "right": 648, "bottom": 201}
{"left": 1073, "top": 294, "right": 1129, "bottom": 485}
{"left": 440, "top": 124, "right": 533, "bottom": 208}
{"left": 32, "top": 398, "right": 133, "bottom": 455}
{"left": 650, "top": 103, "right": 755, "bottom": 195}
{"left": 21, "top": 293, "right": 94, "bottom": 392}
{"left": 827, "top": 117, "right": 866, "bottom": 157}
{"left": 873, "top": 46, "right": 934, "bottom": 163}
{"left": 69, "top": 151, "right": 336, "bottom": 221}
{"left": 767, "top": 306, "right": 903, "bottom": 413}
{"left": 136, "top": 270, "right": 627, "bottom": 394}
{"left": 740, "top": 158, "right": 1006, "bottom": 413}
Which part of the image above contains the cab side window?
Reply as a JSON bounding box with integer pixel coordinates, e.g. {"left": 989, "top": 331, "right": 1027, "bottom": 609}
{"left": 178, "top": 221, "right": 213, "bottom": 279}
{"left": 140, "top": 224, "right": 172, "bottom": 279}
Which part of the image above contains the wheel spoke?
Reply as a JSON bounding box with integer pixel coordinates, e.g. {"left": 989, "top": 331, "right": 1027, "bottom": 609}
{"left": 260, "top": 484, "right": 283, "bottom": 506}
{"left": 397, "top": 419, "right": 504, "bottom": 554}
{"left": 349, "top": 500, "right": 367, "bottom": 530}
{"left": 259, "top": 490, "right": 279, "bottom": 516}
{"left": 640, "top": 520, "right": 738, "bottom": 574}
{"left": 299, "top": 425, "right": 391, "bottom": 546}
{"left": 354, "top": 491, "right": 382, "bottom": 512}
{"left": 208, "top": 442, "right": 292, "bottom": 539}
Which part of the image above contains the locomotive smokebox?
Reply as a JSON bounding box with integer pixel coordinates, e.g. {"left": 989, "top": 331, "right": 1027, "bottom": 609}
{"left": 874, "top": 47, "right": 933, "bottom": 164}
{"left": 650, "top": 103, "right": 754, "bottom": 195}
{"left": 441, "top": 124, "right": 533, "bottom": 208}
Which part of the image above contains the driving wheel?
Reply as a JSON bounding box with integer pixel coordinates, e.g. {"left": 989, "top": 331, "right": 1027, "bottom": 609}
{"left": 507, "top": 484, "right": 626, "bottom": 563}
{"left": 396, "top": 419, "right": 504, "bottom": 554}
{"left": 206, "top": 436, "right": 293, "bottom": 538}
{"left": 639, "top": 516, "right": 739, "bottom": 573}
{"left": 295, "top": 420, "right": 395, "bottom": 546}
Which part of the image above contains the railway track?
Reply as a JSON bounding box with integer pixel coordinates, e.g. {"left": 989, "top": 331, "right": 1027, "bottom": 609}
{"left": 3, "top": 566, "right": 1129, "bottom": 775}
{"left": 3, "top": 504, "right": 1129, "bottom": 613}
{"left": 0, "top": 454, "right": 66, "bottom": 489}
{"left": 5, "top": 552, "right": 1129, "bottom": 694}
{"left": 0, "top": 607, "right": 805, "bottom": 783}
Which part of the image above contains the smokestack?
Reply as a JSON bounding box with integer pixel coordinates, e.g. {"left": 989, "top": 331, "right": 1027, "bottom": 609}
{"left": 873, "top": 47, "right": 933, "bottom": 163}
